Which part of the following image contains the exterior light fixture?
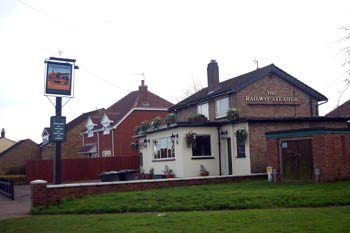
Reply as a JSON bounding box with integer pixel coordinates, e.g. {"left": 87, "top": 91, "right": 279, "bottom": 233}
{"left": 170, "top": 133, "right": 178, "bottom": 143}
{"left": 220, "top": 130, "right": 228, "bottom": 140}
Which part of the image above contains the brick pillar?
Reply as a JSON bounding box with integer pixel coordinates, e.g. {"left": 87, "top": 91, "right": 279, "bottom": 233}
{"left": 30, "top": 180, "right": 48, "bottom": 207}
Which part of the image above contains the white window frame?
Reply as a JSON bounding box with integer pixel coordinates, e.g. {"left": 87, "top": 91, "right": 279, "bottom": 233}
{"left": 88, "top": 131, "right": 93, "bottom": 137}
{"left": 153, "top": 137, "right": 175, "bottom": 160}
{"left": 197, "top": 103, "right": 209, "bottom": 120}
{"left": 102, "top": 150, "right": 112, "bottom": 157}
{"left": 215, "top": 97, "right": 229, "bottom": 119}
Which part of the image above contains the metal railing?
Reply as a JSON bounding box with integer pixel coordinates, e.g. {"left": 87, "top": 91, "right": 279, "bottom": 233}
{"left": 0, "top": 178, "right": 14, "bottom": 200}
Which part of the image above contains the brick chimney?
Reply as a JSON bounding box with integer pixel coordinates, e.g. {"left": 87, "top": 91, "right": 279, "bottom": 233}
{"left": 1, "top": 128, "right": 5, "bottom": 138}
{"left": 138, "top": 80, "right": 149, "bottom": 105}
{"left": 207, "top": 59, "right": 219, "bottom": 92}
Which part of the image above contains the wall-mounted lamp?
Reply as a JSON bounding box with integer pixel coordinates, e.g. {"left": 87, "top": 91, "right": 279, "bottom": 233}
{"left": 143, "top": 138, "right": 150, "bottom": 147}
{"left": 220, "top": 130, "right": 228, "bottom": 140}
{"left": 170, "top": 133, "right": 179, "bottom": 143}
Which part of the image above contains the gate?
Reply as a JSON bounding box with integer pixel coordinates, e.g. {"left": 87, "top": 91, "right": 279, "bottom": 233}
{"left": 0, "top": 178, "right": 14, "bottom": 200}
{"left": 281, "top": 139, "right": 313, "bottom": 181}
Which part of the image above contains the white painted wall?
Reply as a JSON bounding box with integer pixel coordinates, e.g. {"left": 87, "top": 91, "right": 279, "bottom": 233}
{"left": 140, "top": 123, "right": 251, "bottom": 178}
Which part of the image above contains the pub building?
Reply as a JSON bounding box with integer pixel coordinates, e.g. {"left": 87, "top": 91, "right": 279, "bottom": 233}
{"left": 136, "top": 60, "right": 350, "bottom": 181}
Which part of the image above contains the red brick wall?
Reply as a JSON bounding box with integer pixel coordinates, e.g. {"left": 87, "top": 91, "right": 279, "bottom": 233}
{"left": 0, "top": 140, "right": 41, "bottom": 175}
{"left": 176, "top": 75, "right": 321, "bottom": 122}
{"left": 98, "top": 131, "right": 113, "bottom": 156}
{"left": 26, "top": 156, "right": 139, "bottom": 183}
{"left": 249, "top": 121, "right": 347, "bottom": 173}
{"left": 313, "top": 134, "right": 350, "bottom": 182}
{"left": 30, "top": 174, "right": 266, "bottom": 207}
{"left": 114, "top": 110, "right": 169, "bottom": 156}
{"left": 266, "top": 132, "right": 350, "bottom": 182}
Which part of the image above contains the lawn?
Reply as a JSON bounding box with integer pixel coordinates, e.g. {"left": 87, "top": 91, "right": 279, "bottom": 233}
{"left": 31, "top": 180, "right": 350, "bottom": 214}
{"left": 1, "top": 207, "right": 350, "bottom": 233}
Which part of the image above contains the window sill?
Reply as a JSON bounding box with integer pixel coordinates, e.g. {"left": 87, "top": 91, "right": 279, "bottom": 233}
{"left": 152, "top": 158, "right": 176, "bottom": 162}
{"left": 191, "top": 156, "right": 215, "bottom": 160}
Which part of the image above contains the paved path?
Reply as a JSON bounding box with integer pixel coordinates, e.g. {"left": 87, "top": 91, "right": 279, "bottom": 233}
{"left": 0, "top": 185, "right": 31, "bottom": 220}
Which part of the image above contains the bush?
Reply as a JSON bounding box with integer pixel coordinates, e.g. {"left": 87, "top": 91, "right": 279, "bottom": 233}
{"left": 5, "top": 164, "right": 26, "bottom": 175}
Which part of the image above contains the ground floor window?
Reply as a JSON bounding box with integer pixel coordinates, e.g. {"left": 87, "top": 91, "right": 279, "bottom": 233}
{"left": 236, "top": 138, "right": 246, "bottom": 158}
{"left": 193, "top": 135, "right": 211, "bottom": 156}
{"left": 102, "top": 150, "right": 112, "bottom": 157}
{"left": 84, "top": 153, "right": 98, "bottom": 158}
{"left": 153, "top": 137, "right": 175, "bottom": 159}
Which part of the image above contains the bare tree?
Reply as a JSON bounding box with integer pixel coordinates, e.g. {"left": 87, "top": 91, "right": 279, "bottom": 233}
{"left": 182, "top": 77, "right": 203, "bottom": 98}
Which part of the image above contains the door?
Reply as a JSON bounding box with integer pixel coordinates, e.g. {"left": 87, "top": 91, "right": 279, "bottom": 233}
{"left": 281, "top": 139, "right": 313, "bottom": 181}
{"left": 227, "top": 138, "right": 233, "bottom": 175}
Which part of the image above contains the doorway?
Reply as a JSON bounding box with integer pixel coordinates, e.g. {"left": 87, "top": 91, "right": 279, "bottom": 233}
{"left": 281, "top": 139, "right": 313, "bottom": 181}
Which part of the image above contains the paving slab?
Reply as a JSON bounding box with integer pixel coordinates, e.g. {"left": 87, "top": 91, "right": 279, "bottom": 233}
{"left": 0, "top": 185, "right": 31, "bottom": 220}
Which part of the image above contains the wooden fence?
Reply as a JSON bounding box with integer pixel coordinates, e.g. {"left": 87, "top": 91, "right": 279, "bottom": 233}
{"left": 26, "top": 156, "right": 140, "bottom": 183}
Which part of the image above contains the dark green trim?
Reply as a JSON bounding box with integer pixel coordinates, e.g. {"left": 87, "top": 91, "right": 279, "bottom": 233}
{"left": 266, "top": 129, "right": 350, "bottom": 138}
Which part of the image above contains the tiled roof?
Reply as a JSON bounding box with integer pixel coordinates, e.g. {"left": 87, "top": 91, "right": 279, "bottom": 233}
{"left": 77, "top": 143, "right": 97, "bottom": 154}
{"left": 170, "top": 64, "right": 327, "bottom": 111}
{"left": 93, "top": 88, "right": 173, "bottom": 130}
{"left": 0, "top": 139, "right": 36, "bottom": 159}
{"left": 326, "top": 99, "right": 350, "bottom": 118}
{"left": 66, "top": 108, "right": 105, "bottom": 131}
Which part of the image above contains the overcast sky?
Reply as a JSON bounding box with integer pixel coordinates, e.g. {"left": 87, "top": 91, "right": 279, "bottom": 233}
{"left": 1, "top": 0, "right": 350, "bottom": 143}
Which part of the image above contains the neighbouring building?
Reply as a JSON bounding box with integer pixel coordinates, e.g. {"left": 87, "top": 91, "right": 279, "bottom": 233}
{"left": 41, "top": 108, "right": 105, "bottom": 160}
{"left": 137, "top": 60, "right": 349, "bottom": 181}
{"left": 0, "top": 139, "right": 41, "bottom": 175}
{"left": 79, "top": 80, "right": 173, "bottom": 158}
{"left": 326, "top": 99, "right": 350, "bottom": 118}
{"left": 0, "top": 128, "right": 16, "bottom": 153}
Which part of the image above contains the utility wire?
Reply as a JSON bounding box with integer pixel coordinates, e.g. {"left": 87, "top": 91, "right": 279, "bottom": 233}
{"left": 80, "top": 66, "right": 130, "bottom": 93}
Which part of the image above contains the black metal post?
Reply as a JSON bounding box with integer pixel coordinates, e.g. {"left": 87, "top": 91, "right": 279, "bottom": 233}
{"left": 54, "top": 97, "right": 62, "bottom": 184}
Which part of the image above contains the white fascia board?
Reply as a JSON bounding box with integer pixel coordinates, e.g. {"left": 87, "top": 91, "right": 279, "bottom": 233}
{"left": 112, "top": 107, "right": 169, "bottom": 130}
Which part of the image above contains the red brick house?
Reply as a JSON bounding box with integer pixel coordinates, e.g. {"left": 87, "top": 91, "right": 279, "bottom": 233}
{"left": 41, "top": 108, "right": 105, "bottom": 160}
{"left": 0, "top": 139, "right": 41, "bottom": 175}
{"left": 79, "top": 81, "right": 173, "bottom": 158}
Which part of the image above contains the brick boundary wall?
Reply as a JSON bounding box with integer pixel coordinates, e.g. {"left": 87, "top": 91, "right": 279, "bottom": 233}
{"left": 30, "top": 174, "right": 266, "bottom": 207}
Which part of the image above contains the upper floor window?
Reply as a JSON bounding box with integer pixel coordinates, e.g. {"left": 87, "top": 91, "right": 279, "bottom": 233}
{"left": 192, "top": 135, "right": 211, "bottom": 156}
{"left": 197, "top": 103, "right": 209, "bottom": 119}
{"left": 215, "top": 97, "right": 229, "bottom": 118}
{"left": 153, "top": 137, "right": 175, "bottom": 160}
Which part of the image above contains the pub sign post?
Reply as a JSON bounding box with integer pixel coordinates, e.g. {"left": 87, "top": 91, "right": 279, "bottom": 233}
{"left": 44, "top": 57, "right": 78, "bottom": 184}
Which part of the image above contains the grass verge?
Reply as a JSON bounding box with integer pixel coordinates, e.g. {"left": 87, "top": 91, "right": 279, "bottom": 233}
{"left": 2, "top": 207, "right": 350, "bottom": 233}
{"left": 31, "top": 180, "right": 350, "bottom": 214}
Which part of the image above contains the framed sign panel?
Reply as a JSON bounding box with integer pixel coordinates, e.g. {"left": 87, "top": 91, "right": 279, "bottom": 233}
{"left": 45, "top": 61, "right": 73, "bottom": 96}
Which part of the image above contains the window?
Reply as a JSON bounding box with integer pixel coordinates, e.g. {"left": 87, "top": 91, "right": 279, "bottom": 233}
{"left": 103, "top": 127, "right": 110, "bottom": 135}
{"left": 153, "top": 137, "right": 175, "bottom": 160}
{"left": 102, "top": 150, "right": 112, "bottom": 157}
{"left": 192, "top": 135, "right": 211, "bottom": 156}
{"left": 197, "top": 103, "right": 209, "bottom": 119}
{"left": 236, "top": 138, "right": 246, "bottom": 158}
{"left": 215, "top": 97, "right": 229, "bottom": 118}
{"left": 88, "top": 130, "right": 93, "bottom": 137}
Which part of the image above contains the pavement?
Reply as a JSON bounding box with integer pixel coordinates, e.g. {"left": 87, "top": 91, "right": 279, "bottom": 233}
{"left": 0, "top": 185, "right": 31, "bottom": 220}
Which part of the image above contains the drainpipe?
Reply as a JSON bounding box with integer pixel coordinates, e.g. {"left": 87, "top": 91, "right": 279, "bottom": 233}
{"left": 217, "top": 127, "right": 222, "bottom": 175}
{"left": 112, "top": 129, "right": 115, "bottom": 156}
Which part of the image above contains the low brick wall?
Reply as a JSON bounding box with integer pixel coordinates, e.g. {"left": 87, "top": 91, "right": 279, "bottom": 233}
{"left": 30, "top": 174, "right": 266, "bottom": 207}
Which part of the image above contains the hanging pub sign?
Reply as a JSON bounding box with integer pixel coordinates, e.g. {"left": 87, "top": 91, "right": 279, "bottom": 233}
{"left": 44, "top": 57, "right": 77, "bottom": 97}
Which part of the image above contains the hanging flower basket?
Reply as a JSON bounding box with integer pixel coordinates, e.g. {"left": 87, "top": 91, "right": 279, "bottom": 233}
{"left": 235, "top": 129, "right": 247, "bottom": 142}
{"left": 134, "top": 126, "right": 142, "bottom": 135}
{"left": 165, "top": 113, "right": 176, "bottom": 127}
{"left": 140, "top": 120, "right": 151, "bottom": 132}
{"left": 186, "top": 131, "right": 197, "bottom": 148}
{"left": 151, "top": 116, "right": 162, "bottom": 129}
{"left": 187, "top": 113, "right": 208, "bottom": 123}
{"left": 131, "top": 141, "right": 138, "bottom": 152}
{"left": 227, "top": 108, "right": 239, "bottom": 121}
